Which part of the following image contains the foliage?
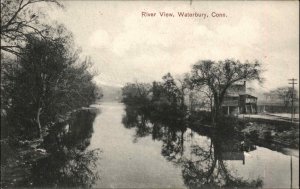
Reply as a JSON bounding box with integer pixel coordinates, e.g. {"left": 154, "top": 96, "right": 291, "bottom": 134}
{"left": 264, "top": 86, "right": 299, "bottom": 109}
{"left": 122, "top": 82, "right": 152, "bottom": 105}
{"left": 122, "top": 73, "right": 188, "bottom": 123}
{"left": 1, "top": 28, "right": 99, "bottom": 139}
{"left": 121, "top": 60, "right": 263, "bottom": 128}
{"left": 1, "top": 0, "right": 101, "bottom": 140}
{"left": 190, "top": 59, "right": 263, "bottom": 122}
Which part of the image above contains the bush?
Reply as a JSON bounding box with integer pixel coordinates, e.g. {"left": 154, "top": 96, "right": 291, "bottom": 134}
{"left": 263, "top": 131, "right": 273, "bottom": 142}
{"left": 249, "top": 130, "right": 259, "bottom": 140}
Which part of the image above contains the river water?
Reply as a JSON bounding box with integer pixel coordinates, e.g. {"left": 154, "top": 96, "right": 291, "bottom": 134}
{"left": 88, "top": 102, "right": 299, "bottom": 188}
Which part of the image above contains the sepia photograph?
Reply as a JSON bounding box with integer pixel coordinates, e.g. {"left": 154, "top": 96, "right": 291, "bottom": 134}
{"left": 1, "top": 0, "right": 299, "bottom": 188}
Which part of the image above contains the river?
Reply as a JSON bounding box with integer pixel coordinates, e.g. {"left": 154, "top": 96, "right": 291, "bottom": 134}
{"left": 88, "top": 102, "right": 299, "bottom": 188}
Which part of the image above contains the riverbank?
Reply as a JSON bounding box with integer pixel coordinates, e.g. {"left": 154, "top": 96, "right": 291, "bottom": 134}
{"left": 0, "top": 139, "right": 49, "bottom": 188}
{"left": 189, "top": 112, "right": 299, "bottom": 149}
{"left": 1, "top": 107, "right": 99, "bottom": 188}
{"left": 240, "top": 118, "right": 299, "bottom": 149}
{"left": 238, "top": 113, "right": 299, "bottom": 123}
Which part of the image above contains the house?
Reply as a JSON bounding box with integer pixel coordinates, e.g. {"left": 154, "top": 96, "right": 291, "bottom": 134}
{"left": 222, "top": 81, "right": 258, "bottom": 115}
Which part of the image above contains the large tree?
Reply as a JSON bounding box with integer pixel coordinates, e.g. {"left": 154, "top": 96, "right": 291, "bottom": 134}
{"left": 190, "top": 59, "right": 263, "bottom": 123}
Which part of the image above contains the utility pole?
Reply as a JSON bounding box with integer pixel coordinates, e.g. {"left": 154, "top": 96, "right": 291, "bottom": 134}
{"left": 288, "top": 78, "right": 297, "bottom": 123}
{"left": 290, "top": 156, "right": 293, "bottom": 189}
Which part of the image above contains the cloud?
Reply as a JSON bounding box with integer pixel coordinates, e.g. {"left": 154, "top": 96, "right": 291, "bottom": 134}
{"left": 48, "top": 1, "right": 298, "bottom": 90}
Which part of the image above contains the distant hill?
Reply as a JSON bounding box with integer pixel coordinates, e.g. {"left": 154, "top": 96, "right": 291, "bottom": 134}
{"left": 99, "top": 85, "right": 122, "bottom": 102}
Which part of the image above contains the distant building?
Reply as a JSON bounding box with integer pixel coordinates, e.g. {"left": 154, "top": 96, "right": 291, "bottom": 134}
{"left": 257, "top": 93, "right": 299, "bottom": 113}
{"left": 222, "top": 81, "right": 258, "bottom": 115}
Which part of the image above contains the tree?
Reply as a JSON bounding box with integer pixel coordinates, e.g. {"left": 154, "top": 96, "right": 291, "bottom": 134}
{"left": 10, "top": 35, "right": 70, "bottom": 138}
{"left": 121, "top": 82, "right": 152, "bottom": 105}
{"left": 266, "top": 87, "right": 299, "bottom": 111}
{"left": 1, "top": 0, "right": 61, "bottom": 56}
{"left": 161, "top": 73, "right": 181, "bottom": 106}
{"left": 190, "top": 59, "right": 263, "bottom": 124}
{"left": 5, "top": 28, "right": 97, "bottom": 139}
{"left": 175, "top": 73, "right": 191, "bottom": 109}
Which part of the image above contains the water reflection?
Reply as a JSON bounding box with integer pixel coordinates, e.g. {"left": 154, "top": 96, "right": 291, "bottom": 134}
{"left": 24, "top": 110, "right": 100, "bottom": 188}
{"left": 122, "top": 105, "right": 263, "bottom": 188}
{"left": 180, "top": 136, "right": 263, "bottom": 188}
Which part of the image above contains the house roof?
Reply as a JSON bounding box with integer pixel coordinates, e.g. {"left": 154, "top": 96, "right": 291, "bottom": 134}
{"left": 226, "top": 84, "right": 246, "bottom": 96}
{"left": 224, "top": 82, "right": 258, "bottom": 99}
{"left": 239, "top": 94, "right": 257, "bottom": 99}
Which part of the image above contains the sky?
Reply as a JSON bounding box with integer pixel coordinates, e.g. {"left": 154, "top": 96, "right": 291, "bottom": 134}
{"left": 42, "top": 1, "right": 298, "bottom": 92}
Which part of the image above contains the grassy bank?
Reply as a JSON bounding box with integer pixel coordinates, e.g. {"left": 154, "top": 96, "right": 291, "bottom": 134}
{"left": 1, "top": 139, "right": 48, "bottom": 188}
{"left": 240, "top": 118, "right": 299, "bottom": 149}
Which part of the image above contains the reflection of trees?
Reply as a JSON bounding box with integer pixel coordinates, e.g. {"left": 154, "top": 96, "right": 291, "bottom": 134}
{"left": 122, "top": 105, "right": 152, "bottom": 140}
{"left": 25, "top": 110, "right": 100, "bottom": 188}
{"left": 123, "top": 104, "right": 263, "bottom": 188}
{"left": 122, "top": 104, "right": 186, "bottom": 142}
{"left": 160, "top": 127, "right": 185, "bottom": 161}
{"left": 180, "top": 136, "right": 262, "bottom": 188}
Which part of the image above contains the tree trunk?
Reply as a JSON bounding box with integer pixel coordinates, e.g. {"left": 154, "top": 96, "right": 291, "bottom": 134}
{"left": 210, "top": 98, "right": 214, "bottom": 124}
{"left": 181, "top": 94, "right": 185, "bottom": 109}
{"left": 180, "top": 130, "right": 184, "bottom": 156}
{"left": 36, "top": 107, "right": 42, "bottom": 139}
{"left": 212, "top": 97, "right": 223, "bottom": 126}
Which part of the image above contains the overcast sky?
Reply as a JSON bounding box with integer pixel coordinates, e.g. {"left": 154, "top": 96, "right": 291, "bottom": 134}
{"left": 44, "top": 1, "right": 298, "bottom": 91}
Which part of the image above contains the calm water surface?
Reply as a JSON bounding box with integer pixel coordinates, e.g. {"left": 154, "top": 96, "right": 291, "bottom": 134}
{"left": 89, "top": 102, "right": 299, "bottom": 188}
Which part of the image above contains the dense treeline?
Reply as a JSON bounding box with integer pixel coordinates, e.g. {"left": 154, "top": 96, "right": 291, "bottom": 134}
{"left": 1, "top": 1, "right": 101, "bottom": 140}
{"left": 122, "top": 73, "right": 188, "bottom": 125}
{"left": 122, "top": 60, "right": 263, "bottom": 127}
